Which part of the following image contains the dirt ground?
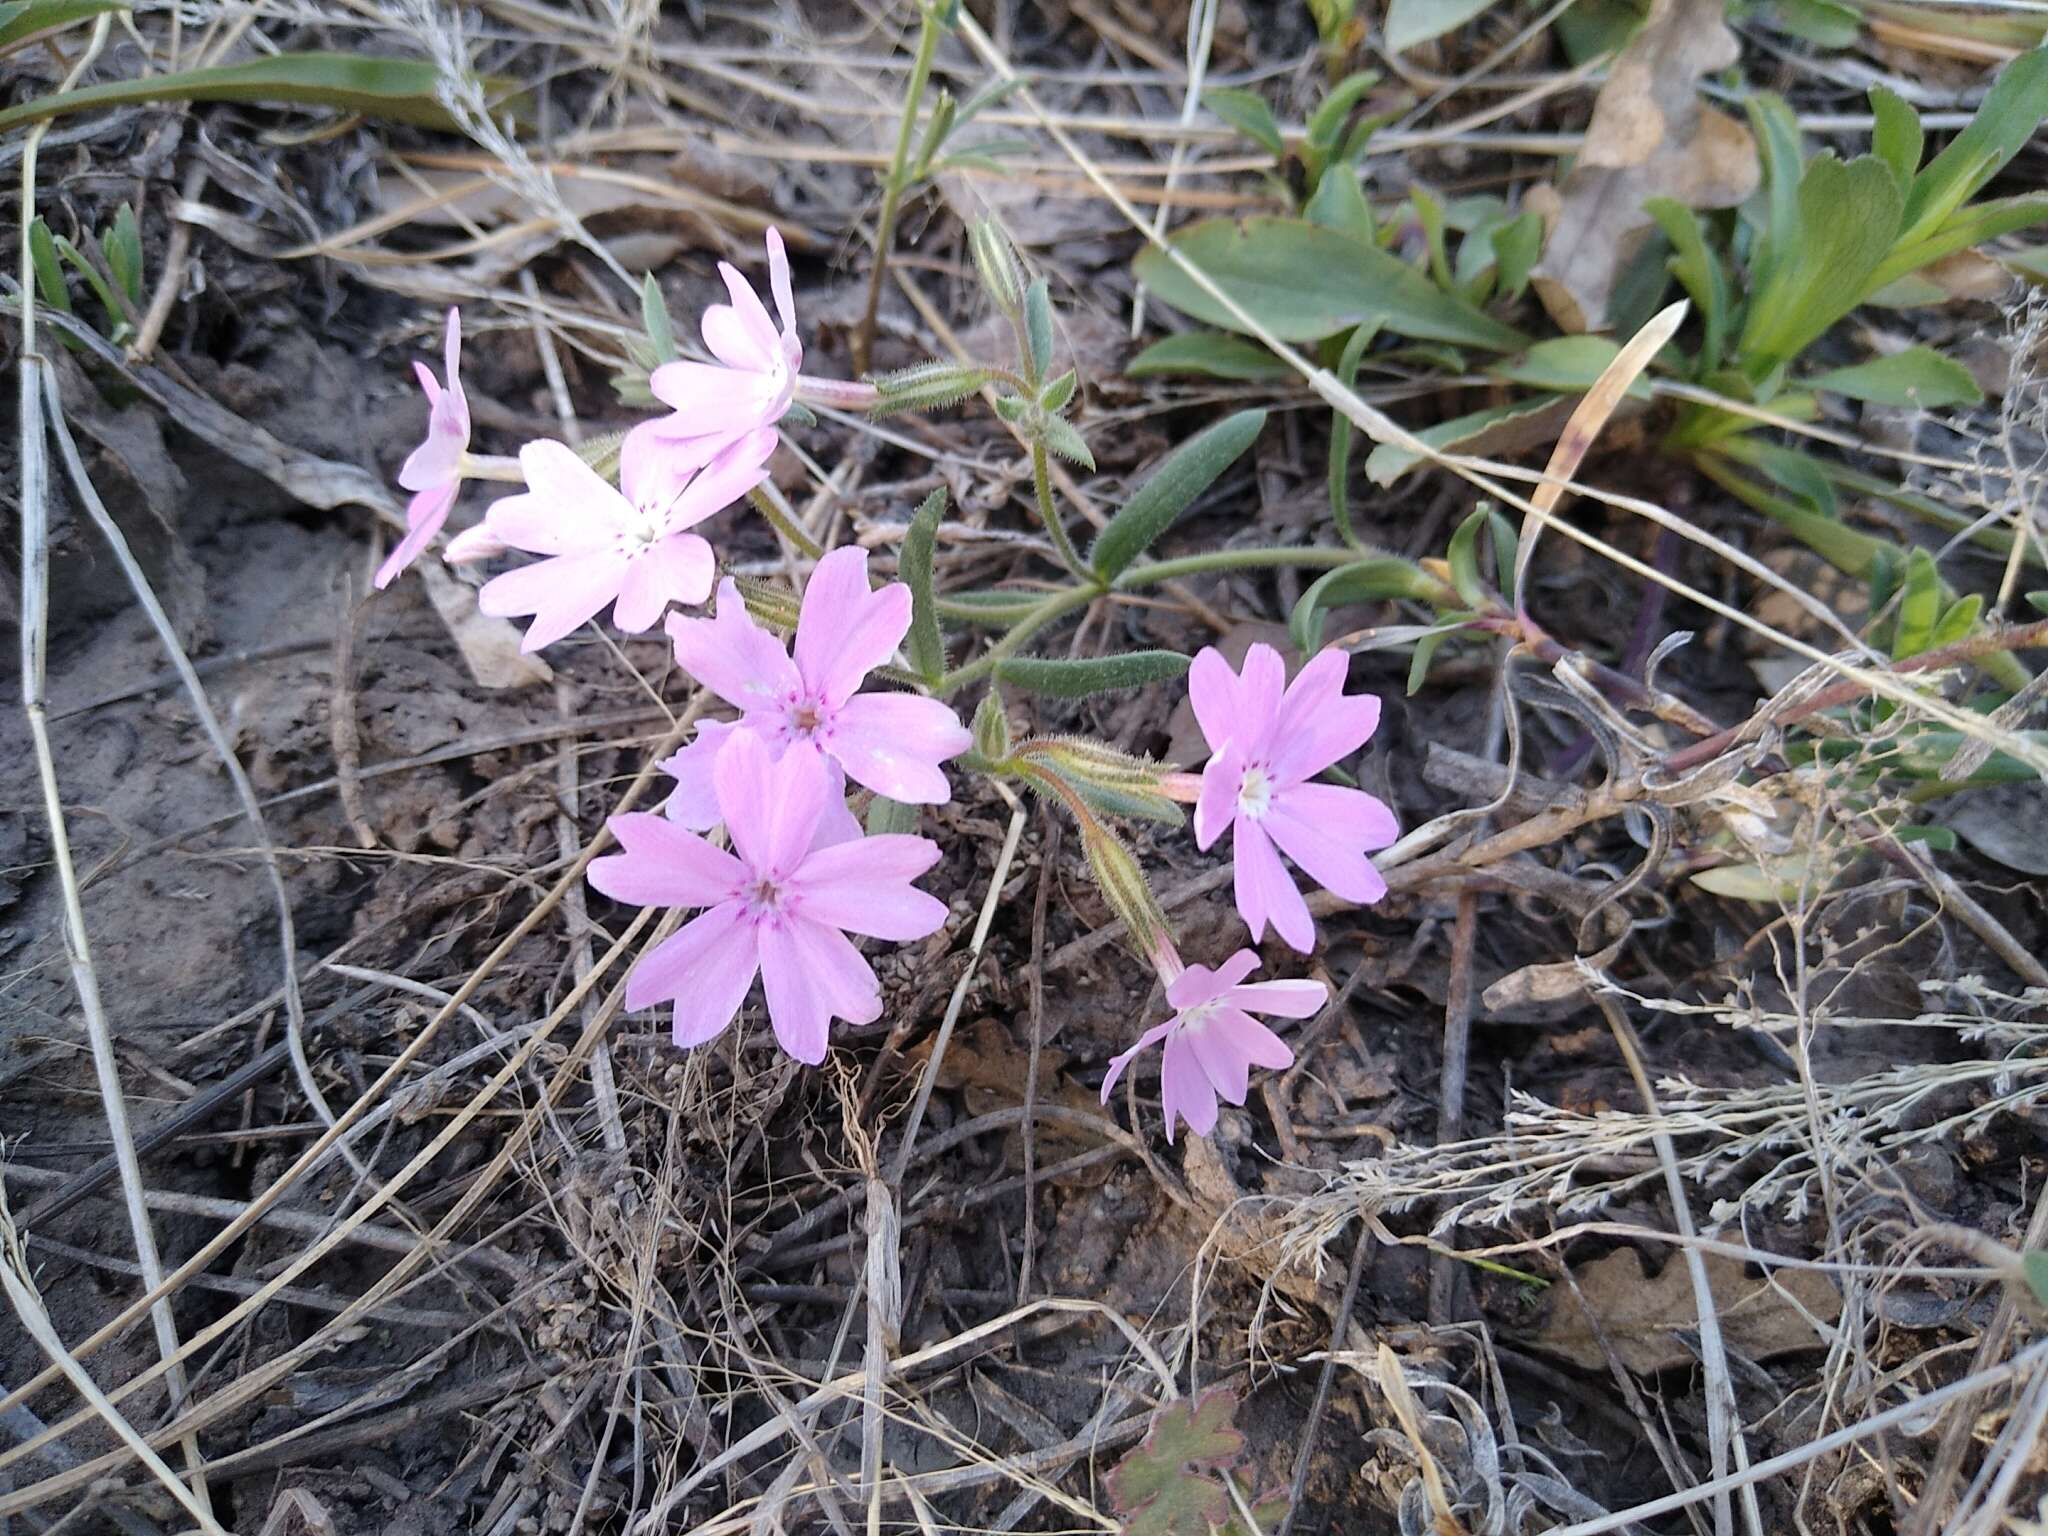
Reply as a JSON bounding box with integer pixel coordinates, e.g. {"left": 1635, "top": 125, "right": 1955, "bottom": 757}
{"left": 6, "top": 2, "right": 2048, "bottom": 1533}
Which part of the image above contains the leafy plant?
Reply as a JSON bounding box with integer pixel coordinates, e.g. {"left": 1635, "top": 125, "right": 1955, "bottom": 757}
{"left": 29, "top": 205, "right": 143, "bottom": 346}
{"left": 1105, "top": 1388, "right": 1285, "bottom": 1536}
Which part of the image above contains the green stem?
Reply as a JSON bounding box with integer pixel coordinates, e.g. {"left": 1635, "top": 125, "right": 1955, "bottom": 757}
{"left": 935, "top": 585, "right": 1096, "bottom": 696}
{"left": 1115, "top": 543, "right": 1358, "bottom": 588}
{"left": 853, "top": 3, "right": 945, "bottom": 374}
{"left": 1031, "top": 439, "right": 1093, "bottom": 582}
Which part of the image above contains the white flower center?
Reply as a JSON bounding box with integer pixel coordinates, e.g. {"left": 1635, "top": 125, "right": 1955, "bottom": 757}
{"left": 1237, "top": 764, "right": 1273, "bottom": 819}
{"left": 743, "top": 875, "right": 790, "bottom": 920}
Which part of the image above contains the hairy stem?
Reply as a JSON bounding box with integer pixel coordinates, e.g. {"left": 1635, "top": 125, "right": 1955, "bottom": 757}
{"left": 852, "top": 4, "right": 945, "bottom": 374}
{"left": 1030, "top": 439, "right": 1093, "bottom": 581}
{"left": 935, "top": 586, "right": 1096, "bottom": 695}
{"left": 1115, "top": 543, "right": 1357, "bottom": 588}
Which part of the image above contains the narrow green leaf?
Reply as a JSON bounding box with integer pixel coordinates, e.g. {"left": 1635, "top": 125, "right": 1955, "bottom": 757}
{"left": 55, "top": 234, "right": 122, "bottom": 319}
{"left": 1303, "top": 70, "right": 1380, "bottom": 159}
{"left": 1491, "top": 335, "right": 1642, "bottom": 393}
{"left": 1329, "top": 322, "right": 1378, "bottom": 547}
{"left": 994, "top": 650, "right": 1192, "bottom": 698}
{"left": 1039, "top": 368, "right": 1078, "bottom": 414}
{"left": 1900, "top": 44, "right": 2048, "bottom": 250}
{"left": 1133, "top": 215, "right": 1527, "bottom": 351}
{"left": 1364, "top": 396, "right": 1565, "bottom": 486}
{"left": 1488, "top": 507, "right": 1519, "bottom": 596}
{"left": 955, "top": 75, "right": 1025, "bottom": 126}
{"left": 2027, "top": 590, "right": 2048, "bottom": 617}
{"left": 865, "top": 796, "right": 922, "bottom": 835}
{"left": 1490, "top": 210, "right": 1543, "bottom": 302}
{"left": 903, "top": 487, "right": 948, "bottom": 684}
{"left": 0, "top": 0, "right": 128, "bottom": 54}
{"left": 0, "top": 51, "right": 505, "bottom": 134}
{"left": 1204, "top": 86, "right": 1285, "bottom": 159}
{"left": 27, "top": 217, "right": 71, "bottom": 314}
{"left": 640, "top": 274, "right": 679, "bottom": 365}
{"left": 1385, "top": 0, "right": 1494, "bottom": 52}
{"left": 971, "top": 689, "right": 1012, "bottom": 760}
{"left": 1893, "top": 547, "right": 1942, "bottom": 658}
{"left": 1767, "top": 0, "right": 1859, "bottom": 46}
{"left": 1024, "top": 277, "right": 1055, "bottom": 381}
{"left": 1407, "top": 623, "right": 1459, "bottom": 694}
{"left": 1290, "top": 555, "right": 1445, "bottom": 653}
{"left": 1871, "top": 192, "right": 2048, "bottom": 292}
{"left": 2025, "top": 1252, "right": 2048, "bottom": 1312}
{"left": 1869, "top": 86, "right": 1923, "bottom": 193}
{"left": 1806, "top": 345, "right": 1982, "bottom": 408}
{"left": 1645, "top": 198, "right": 1729, "bottom": 373}
{"left": 1038, "top": 413, "right": 1095, "bottom": 469}
{"left": 1092, "top": 408, "right": 1266, "bottom": 579}
{"left": 1127, "top": 332, "right": 1294, "bottom": 381}
{"left": 870, "top": 360, "right": 991, "bottom": 415}
{"left": 1929, "top": 592, "right": 1983, "bottom": 650}
{"left": 1892, "top": 823, "right": 1958, "bottom": 851}
{"left": 1445, "top": 506, "right": 1492, "bottom": 607}
{"left": 1411, "top": 185, "right": 1454, "bottom": 294}
{"left": 105, "top": 202, "right": 142, "bottom": 304}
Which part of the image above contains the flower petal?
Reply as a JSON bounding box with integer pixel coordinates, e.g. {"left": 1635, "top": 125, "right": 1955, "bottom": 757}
{"left": 1222, "top": 979, "right": 1326, "bottom": 1020}
{"left": 1165, "top": 948, "right": 1261, "bottom": 1012}
{"left": 478, "top": 550, "right": 630, "bottom": 653}
{"left": 790, "top": 834, "right": 946, "bottom": 940}
{"left": 758, "top": 917, "right": 880, "bottom": 1064}
{"left": 766, "top": 227, "right": 797, "bottom": 352}
{"left": 1187, "top": 646, "right": 1240, "bottom": 760}
{"left": 622, "top": 900, "right": 758, "bottom": 1047}
{"left": 1099, "top": 1020, "right": 1175, "bottom": 1103}
{"left": 1189, "top": 1009, "right": 1294, "bottom": 1105}
{"left": 664, "top": 428, "right": 777, "bottom": 534}
{"left": 658, "top": 719, "right": 737, "bottom": 829}
{"left": 374, "top": 483, "right": 457, "bottom": 588}
{"left": 718, "top": 260, "right": 787, "bottom": 370}
{"left": 665, "top": 578, "right": 801, "bottom": 713}
{"left": 1262, "top": 784, "right": 1393, "bottom": 907}
{"left": 1193, "top": 741, "right": 1244, "bottom": 852}
{"left": 612, "top": 536, "right": 715, "bottom": 633}
{"left": 825, "top": 693, "right": 969, "bottom": 804}
{"left": 491, "top": 440, "right": 634, "bottom": 550}
{"left": 1233, "top": 817, "right": 1315, "bottom": 952}
{"left": 716, "top": 730, "right": 828, "bottom": 879}
{"left": 795, "top": 547, "right": 912, "bottom": 706}
{"left": 442, "top": 519, "right": 507, "bottom": 565}
{"left": 619, "top": 421, "right": 700, "bottom": 516}
{"left": 1268, "top": 649, "right": 1383, "bottom": 785}
{"left": 648, "top": 360, "right": 785, "bottom": 436}
{"left": 588, "top": 812, "right": 745, "bottom": 909}
{"left": 1160, "top": 1032, "right": 1218, "bottom": 1142}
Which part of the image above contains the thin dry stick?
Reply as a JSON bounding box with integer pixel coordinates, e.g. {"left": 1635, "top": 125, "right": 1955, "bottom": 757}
{"left": 1426, "top": 889, "right": 1479, "bottom": 1325}
{"left": 14, "top": 21, "right": 211, "bottom": 1519}
{"left": 1127, "top": 0, "right": 1217, "bottom": 338}
{"left": 1598, "top": 995, "right": 1763, "bottom": 1536}
{"left": 1017, "top": 813, "right": 1058, "bottom": 1301}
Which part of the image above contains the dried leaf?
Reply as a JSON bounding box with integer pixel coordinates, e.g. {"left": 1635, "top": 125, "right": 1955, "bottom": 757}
{"left": 1530, "top": 0, "right": 1759, "bottom": 332}
{"left": 1534, "top": 1248, "right": 1840, "bottom": 1373}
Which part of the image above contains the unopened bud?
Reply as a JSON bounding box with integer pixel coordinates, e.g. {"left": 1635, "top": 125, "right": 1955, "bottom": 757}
{"left": 870, "top": 360, "right": 992, "bottom": 417}
{"left": 1080, "top": 823, "right": 1171, "bottom": 959}
{"left": 971, "top": 690, "right": 1012, "bottom": 762}
{"left": 969, "top": 218, "right": 1026, "bottom": 318}
{"left": 731, "top": 575, "right": 801, "bottom": 635}
{"left": 1015, "top": 736, "right": 1182, "bottom": 825}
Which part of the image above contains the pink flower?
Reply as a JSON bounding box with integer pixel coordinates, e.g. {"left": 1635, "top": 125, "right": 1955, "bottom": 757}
{"left": 1190, "top": 643, "right": 1399, "bottom": 952}
{"left": 664, "top": 546, "right": 971, "bottom": 806}
{"left": 657, "top": 717, "right": 864, "bottom": 846}
{"left": 376, "top": 308, "right": 471, "bottom": 589}
{"left": 647, "top": 228, "right": 801, "bottom": 458}
{"left": 587, "top": 731, "right": 948, "bottom": 1063}
{"left": 1099, "top": 947, "right": 1323, "bottom": 1141}
{"left": 477, "top": 424, "right": 775, "bottom": 652}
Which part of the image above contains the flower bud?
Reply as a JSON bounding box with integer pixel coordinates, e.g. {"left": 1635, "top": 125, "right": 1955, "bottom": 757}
{"left": 971, "top": 689, "right": 1012, "bottom": 763}
{"left": 870, "top": 360, "right": 992, "bottom": 417}
{"left": 1080, "top": 822, "right": 1171, "bottom": 959}
{"left": 969, "top": 218, "right": 1026, "bottom": 319}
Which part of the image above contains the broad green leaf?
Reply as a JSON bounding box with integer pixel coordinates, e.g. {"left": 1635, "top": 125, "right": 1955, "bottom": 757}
{"left": 1039, "top": 368, "right": 1078, "bottom": 413}
{"left": 1127, "top": 332, "right": 1294, "bottom": 381}
{"left": 1491, "top": 335, "right": 1652, "bottom": 394}
{"left": 1290, "top": 554, "right": 1445, "bottom": 653}
{"left": 902, "top": 487, "right": 947, "bottom": 683}
{"left": 1039, "top": 413, "right": 1095, "bottom": 469}
{"left": 1385, "top": 0, "right": 1494, "bottom": 53}
{"left": 1490, "top": 210, "right": 1542, "bottom": 302}
{"left": 1899, "top": 44, "right": 2048, "bottom": 250}
{"left": 1893, "top": 547, "right": 1942, "bottom": 658}
{"left": 1108, "top": 1388, "right": 1245, "bottom": 1536}
{"left": 1134, "top": 216, "right": 1527, "bottom": 350}
{"left": 1767, "top": 0, "right": 1858, "bottom": 45}
{"left": 1304, "top": 163, "right": 1375, "bottom": 245}
{"left": 0, "top": 0, "right": 129, "bottom": 54}
{"left": 1024, "top": 277, "right": 1055, "bottom": 381}
{"left": 1364, "top": 395, "right": 1566, "bottom": 485}
{"left": 1093, "top": 408, "right": 1266, "bottom": 579}
{"left": 0, "top": 51, "right": 502, "bottom": 134}
{"left": 1329, "top": 322, "right": 1379, "bottom": 547}
{"left": 2025, "top": 1252, "right": 2048, "bottom": 1310}
{"left": 105, "top": 202, "right": 142, "bottom": 304}
{"left": 1869, "top": 86, "right": 1923, "bottom": 193}
{"left": 994, "top": 650, "right": 1192, "bottom": 697}
{"left": 1445, "top": 506, "right": 1493, "bottom": 607}
{"left": 1929, "top": 592, "right": 1983, "bottom": 650}
{"left": 865, "top": 796, "right": 922, "bottom": 835}
{"left": 640, "top": 274, "right": 679, "bottom": 365}
{"left": 1806, "top": 345, "right": 1982, "bottom": 408}
{"left": 1645, "top": 198, "right": 1730, "bottom": 374}
{"left": 1204, "top": 86, "right": 1284, "bottom": 158}
{"left": 1738, "top": 153, "right": 1903, "bottom": 386}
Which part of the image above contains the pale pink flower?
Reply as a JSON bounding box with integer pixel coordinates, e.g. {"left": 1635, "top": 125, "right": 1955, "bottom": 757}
{"left": 657, "top": 717, "right": 864, "bottom": 846}
{"left": 477, "top": 424, "right": 774, "bottom": 652}
{"left": 1191, "top": 643, "right": 1399, "bottom": 952}
{"left": 377, "top": 307, "right": 470, "bottom": 589}
{"left": 587, "top": 730, "right": 947, "bottom": 1063}
{"left": 648, "top": 228, "right": 802, "bottom": 457}
{"left": 664, "top": 546, "right": 971, "bottom": 806}
{"left": 1100, "top": 946, "right": 1323, "bottom": 1141}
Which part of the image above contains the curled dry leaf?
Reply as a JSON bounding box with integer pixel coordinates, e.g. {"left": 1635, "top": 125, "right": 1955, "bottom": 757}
{"left": 1529, "top": 0, "right": 1759, "bottom": 333}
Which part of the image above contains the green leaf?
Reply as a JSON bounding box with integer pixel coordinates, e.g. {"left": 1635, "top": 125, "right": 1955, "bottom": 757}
{"left": 1410, "top": 184, "right": 1454, "bottom": 293}
{"left": 2027, "top": 591, "right": 2048, "bottom": 617}
{"left": 2023, "top": 1252, "right": 2048, "bottom": 1310}
{"left": 1204, "top": 86, "right": 1284, "bottom": 158}
{"left": 1039, "top": 367, "right": 1078, "bottom": 414}
{"left": 1127, "top": 332, "right": 1295, "bottom": 381}
{"left": 971, "top": 690, "right": 1012, "bottom": 760}
{"left": 1766, "top": 0, "right": 1859, "bottom": 46}
{"left": 1407, "top": 622, "right": 1461, "bottom": 694}
{"left": 1038, "top": 413, "right": 1095, "bottom": 469}
{"left": 1929, "top": 592, "right": 1983, "bottom": 650}
{"left": 1871, "top": 193, "right": 2048, "bottom": 291}
{"left": 1645, "top": 198, "right": 1729, "bottom": 374}
{"left": 1092, "top": 408, "right": 1266, "bottom": 579}
{"left": 902, "top": 487, "right": 947, "bottom": 684}
{"left": 1303, "top": 69, "right": 1381, "bottom": 163}
{"left": 105, "top": 202, "right": 142, "bottom": 304}
{"left": 1445, "top": 506, "right": 1492, "bottom": 607}
{"left": 1290, "top": 554, "right": 1446, "bottom": 652}
{"left": 0, "top": 50, "right": 502, "bottom": 134}
{"left": 1870, "top": 86, "right": 1923, "bottom": 194}
{"left": 0, "top": 0, "right": 129, "bottom": 54}
{"left": 1329, "top": 322, "right": 1379, "bottom": 547}
{"left": 1738, "top": 153, "right": 1903, "bottom": 385}
{"left": 909, "top": 87, "right": 958, "bottom": 181}
{"left": 1134, "top": 215, "right": 1528, "bottom": 350}
{"left": 640, "top": 274, "right": 679, "bottom": 365}
{"left": 1900, "top": 44, "right": 2048, "bottom": 251}
{"left": 1024, "top": 276, "right": 1055, "bottom": 381}
{"left": 1108, "top": 1388, "right": 1246, "bottom": 1536}
{"left": 1490, "top": 209, "right": 1542, "bottom": 302}
{"left": 1364, "top": 395, "right": 1564, "bottom": 486}
{"left": 1806, "top": 345, "right": 1982, "bottom": 408}
{"left": 994, "top": 650, "right": 1192, "bottom": 698}
{"left": 27, "top": 217, "right": 71, "bottom": 314}
{"left": 1892, "top": 823, "right": 1957, "bottom": 851}
{"left": 1893, "top": 547, "right": 1942, "bottom": 659}
{"left": 1385, "top": 0, "right": 1494, "bottom": 53}
{"left": 1491, "top": 335, "right": 1643, "bottom": 393}
{"left": 1304, "top": 163, "right": 1375, "bottom": 245}
{"left": 1745, "top": 94, "right": 1806, "bottom": 309}
{"left": 870, "top": 360, "right": 991, "bottom": 415}
{"left": 865, "top": 796, "right": 922, "bottom": 836}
